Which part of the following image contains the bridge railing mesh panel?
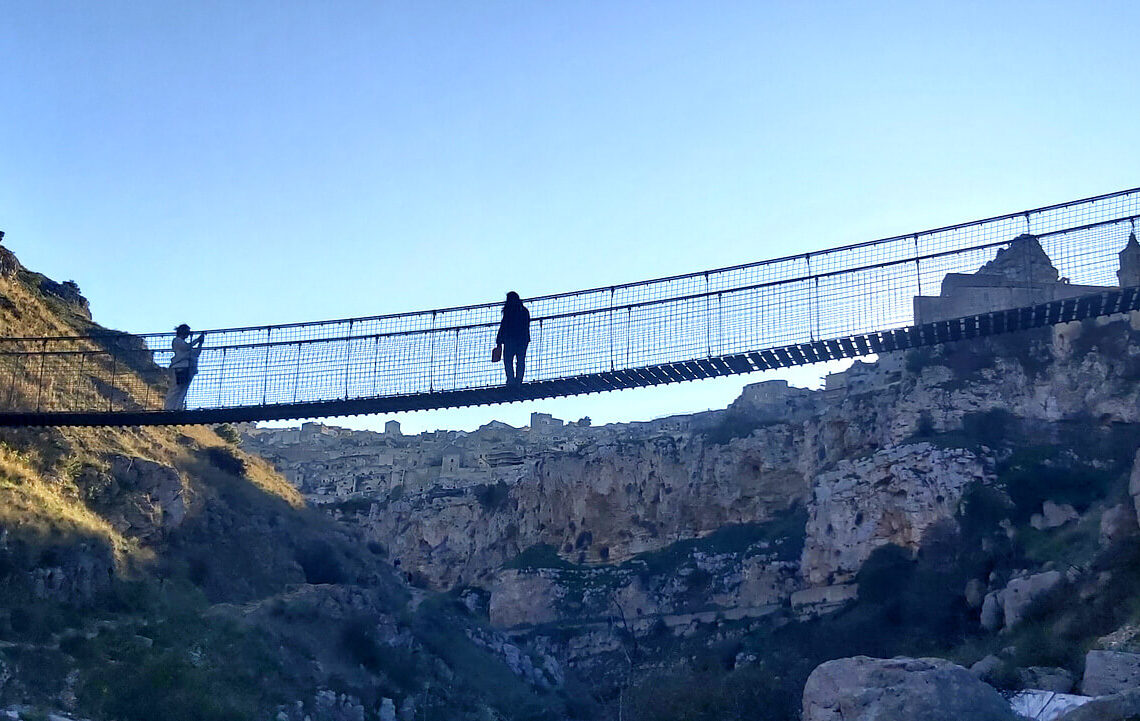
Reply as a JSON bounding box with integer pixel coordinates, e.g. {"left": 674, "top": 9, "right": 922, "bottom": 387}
{"left": 2, "top": 188, "right": 1139, "bottom": 413}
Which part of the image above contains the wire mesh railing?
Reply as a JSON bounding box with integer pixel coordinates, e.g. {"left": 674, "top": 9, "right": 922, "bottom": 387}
{"left": 1, "top": 187, "right": 1139, "bottom": 417}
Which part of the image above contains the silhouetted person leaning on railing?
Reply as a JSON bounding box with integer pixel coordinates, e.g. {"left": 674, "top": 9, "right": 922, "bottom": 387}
{"left": 495, "top": 292, "right": 530, "bottom": 385}
{"left": 164, "top": 324, "right": 206, "bottom": 411}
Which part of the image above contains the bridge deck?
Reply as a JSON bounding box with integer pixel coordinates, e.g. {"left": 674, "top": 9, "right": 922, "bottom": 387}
{"left": 2, "top": 287, "right": 1138, "bottom": 426}
{"left": 1, "top": 187, "right": 1139, "bottom": 426}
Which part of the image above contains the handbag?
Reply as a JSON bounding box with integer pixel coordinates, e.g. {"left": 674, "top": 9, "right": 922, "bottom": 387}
{"left": 491, "top": 345, "right": 502, "bottom": 363}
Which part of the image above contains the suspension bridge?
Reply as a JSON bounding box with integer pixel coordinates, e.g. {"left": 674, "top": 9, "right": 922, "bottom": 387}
{"left": 2, "top": 188, "right": 1140, "bottom": 427}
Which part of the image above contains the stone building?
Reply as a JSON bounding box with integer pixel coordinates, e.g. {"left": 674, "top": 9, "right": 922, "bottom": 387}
{"left": 913, "top": 233, "right": 1125, "bottom": 324}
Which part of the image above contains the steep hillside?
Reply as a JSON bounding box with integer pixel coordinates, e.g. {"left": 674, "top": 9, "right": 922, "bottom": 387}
{"left": 0, "top": 243, "right": 587, "bottom": 721}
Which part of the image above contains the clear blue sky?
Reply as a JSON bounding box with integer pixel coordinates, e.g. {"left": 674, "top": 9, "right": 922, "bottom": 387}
{"left": 3, "top": 1, "right": 1139, "bottom": 432}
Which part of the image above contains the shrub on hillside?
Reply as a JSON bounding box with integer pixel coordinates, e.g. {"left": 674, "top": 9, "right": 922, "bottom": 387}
{"left": 213, "top": 424, "right": 241, "bottom": 445}
{"left": 204, "top": 446, "right": 246, "bottom": 477}
{"left": 295, "top": 540, "right": 347, "bottom": 585}
{"left": 474, "top": 481, "right": 511, "bottom": 511}
{"left": 628, "top": 666, "right": 796, "bottom": 721}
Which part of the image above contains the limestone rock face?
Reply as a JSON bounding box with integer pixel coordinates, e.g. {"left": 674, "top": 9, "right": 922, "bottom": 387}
{"left": 245, "top": 314, "right": 1140, "bottom": 664}
{"left": 801, "top": 444, "right": 990, "bottom": 586}
{"left": 489, "top": 570, "right": 560, "bottom": 627}
{"left": 801, "top": 656, "right": 1019, "bottom": 721}
{"left": 1081, "top": 650, "right": 1140, "bottom": 696}
{"left": 465, "top": 626, "right": 564, "bottom": 689}
{"left": 27, "top": 542, "right": 114, "bottom": 604}
{"left": 82, "top": 455, "right": 187, "bottom": 541}
{"left": 364, "top": 420, "right": 814, "bottom": 589}
{"left": 489, "top": 550, "right": 800, "bottom": 631}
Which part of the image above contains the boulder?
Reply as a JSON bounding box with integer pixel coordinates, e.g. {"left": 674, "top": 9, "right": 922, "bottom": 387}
{"left": 981, "top": 592, "right": 1004, "bottom": 631}
{"left": 1000, "top": 571, "right": 1063, "bottom": 629}
{"left": 379, "top": 698, "right": 396, "bottom": 721}
{"left": 1031, "top": 500, "right": 1080, "bottom": 530}
{"left": 969, "top": 654, "right": 1004, "bottom": 684}
{"left": 1081, "top": 650, "right": 1140, "bottom": 696}
{"left": 1055, "top": 688, "right": 1140, "bottom": 721}
{"left": 99, "top": 455, "right": 187, "bottom": 540}
{"left": 802, "top": 656, "right": 1020, "bottom": 721}
{"left": 1018, "top": 666, "right": 1075, "bottom": 693}
{"left": 964, "top": 578, "right": 986, "bottom": 609}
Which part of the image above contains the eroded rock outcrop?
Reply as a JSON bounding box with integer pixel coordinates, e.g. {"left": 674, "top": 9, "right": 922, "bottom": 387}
{"left": 76, "top": 455, "right": 187, "bottom": 542}
{"left": 801, "top": 443, "right": 991, "bottom": 586}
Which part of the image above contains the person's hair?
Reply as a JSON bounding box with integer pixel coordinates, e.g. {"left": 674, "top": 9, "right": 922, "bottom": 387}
{"left": 175, "top": 323, "right": 191, "bottom": 333}
{"left": 503, "top": 291, "right": 522, "bottom": 314}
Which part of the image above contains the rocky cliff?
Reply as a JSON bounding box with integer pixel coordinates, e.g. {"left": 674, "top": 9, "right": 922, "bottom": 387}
{"left": 248, "top": 310, "right": 1140, "bottom": 615}
{"left": 247, "top": 303, "right": 1140, "bottom": 719}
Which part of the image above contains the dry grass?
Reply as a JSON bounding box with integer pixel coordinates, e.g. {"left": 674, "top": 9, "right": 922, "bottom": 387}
{"left": 0, "top": 443, "right": 145, "bottom": 568}
{"left": 0, "top": 271, "right": 89, "bottom": 338}
{"left": 0, "top": 271, "right": 169, "bottom": 413}
{"left": 176, "top": 425, "right": 304, "bottom": 508}
{"left": 46, "top": 424, "right": 305, "bottom": 510}
{"left": 0, "top": 253, "right": 306, "bottom": 577}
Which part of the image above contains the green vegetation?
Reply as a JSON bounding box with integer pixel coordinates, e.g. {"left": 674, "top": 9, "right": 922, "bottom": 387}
{"left": 408, "top": 596, "right": 593, "bottom": 721}
{"left": 213, "top": 424, "right": 241, "bottom": 445}
{"left": 629, "top": 506, "right": 807, "bottom": 577}
{"left": 628, "top": 665, "right": 795, "bottom": 721}
{"left": 504, "top": 544, "right": 578, "bottom": 571}
{"left": 204, "top": 445, "right": 247, "bottom": 477}
{"left": 0, "top": 578, "right": 290, "bottom": 721}
{"left": 701, "top": 411, "right": 779, "bottom": 446}
{"left": 328, "top": 496, "right": 373, "bottom": 514}
{"left": 999, "top": 446, "right": 1112, "bottom": 521}
{"left": 475, "top": 481, "right": 512, "bottom": 511}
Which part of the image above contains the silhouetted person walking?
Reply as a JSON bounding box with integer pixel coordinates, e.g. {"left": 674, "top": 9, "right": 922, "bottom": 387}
{"left": 164, "top": 324, "right": 206, "bottom": 411}
{"left": 496, "top": 292, "right": 530, "bottom": 385}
